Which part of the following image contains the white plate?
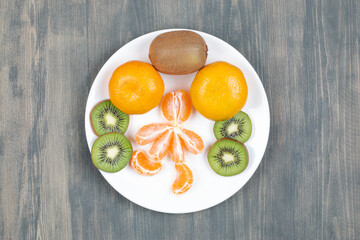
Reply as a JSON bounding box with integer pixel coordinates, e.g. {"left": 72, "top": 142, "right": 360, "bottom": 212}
{"left": 85, "top": 29, "right": 270, "bottom": 214}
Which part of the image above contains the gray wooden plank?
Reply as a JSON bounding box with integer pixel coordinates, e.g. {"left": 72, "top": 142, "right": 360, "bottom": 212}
{"left": 0, "top": 0, "right": 359, "bottom": 239}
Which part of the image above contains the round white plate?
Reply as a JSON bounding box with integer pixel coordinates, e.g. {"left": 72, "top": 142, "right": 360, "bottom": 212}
{"left": 85, "top": 29, "right": 270, "bottom": 214}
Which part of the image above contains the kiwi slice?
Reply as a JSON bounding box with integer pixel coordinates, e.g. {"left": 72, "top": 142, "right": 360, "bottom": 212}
{"left": 213, "top": 111, "right": 252, "bottom": 143}
{"left": 90, "top": 100, "right": 129, "bottom": 136}
{"left": 91, "top": 132, "right": 133, "bottom": 173}
{"left": 207, "top": 139, "right": 248, "bottom": 176}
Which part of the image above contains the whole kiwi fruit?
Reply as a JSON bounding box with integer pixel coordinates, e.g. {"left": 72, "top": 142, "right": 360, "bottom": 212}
{"left": 149, "top": 31, "right": 208, "bottom": 75}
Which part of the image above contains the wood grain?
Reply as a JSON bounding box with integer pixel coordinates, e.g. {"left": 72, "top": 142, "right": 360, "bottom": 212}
{"left": 0, "top": 0, "right": 359, "bottom": 239}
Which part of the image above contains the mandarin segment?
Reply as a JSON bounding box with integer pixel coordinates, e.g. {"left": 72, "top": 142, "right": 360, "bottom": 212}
{"left": 171, "top": 164, "right": 194, "bottom": 195}
{"left": 161, "top": 91, "right": 177, "bottom": 122}
{"left": 175, "top": 90, "right": 192, "bottom": 123}
{"left": 130, "top": 150, "right": 162, "bottom": 176}
{"left": 170, "top": 133, "right": 185, "bottom": 163}
{"left": 136, "top": 123, "right": 170, "bottom": 145}
{"left": 178, "top": 128, "right": 204, "bottom": 154}
{"left": 149, "top": 129, "right": 173, "bottom": 161}
{"left": 161, "top": 90, "right": 192, "bottom": 123}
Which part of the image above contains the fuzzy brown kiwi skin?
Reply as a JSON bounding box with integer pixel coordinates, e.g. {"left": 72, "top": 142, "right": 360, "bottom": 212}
{"left": 90, "top": 99, "right": 111, "bottom": 137}
{"left": 209, "top": 138, "right": 249, "bottom": 169}
{"left": 149, "top": 31, "right": 208, "bottom": 75}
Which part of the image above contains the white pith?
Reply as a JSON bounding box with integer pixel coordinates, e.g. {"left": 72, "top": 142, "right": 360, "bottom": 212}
{"left": 227, "top": 122, "right": 238, "bottom": 135}
{"left": 104, "top": 112, "right": 117, "bottom": 126}
{"left": 106, "top": 146, "right": 120, "bottom": 159}
{"left": 222, "top": 152, "right": 235, "bottom": 163}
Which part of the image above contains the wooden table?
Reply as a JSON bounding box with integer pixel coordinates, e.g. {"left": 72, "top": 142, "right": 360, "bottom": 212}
{"left": 1, "top": 0, "right": 359, "bottom": 239}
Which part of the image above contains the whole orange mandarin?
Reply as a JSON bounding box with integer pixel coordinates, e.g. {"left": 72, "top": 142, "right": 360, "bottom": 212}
{"left": 109, "top": 61, "right": 165, "bottom": 114}
{"left": 190, "top": 61, "right": 248, "bottom": 121}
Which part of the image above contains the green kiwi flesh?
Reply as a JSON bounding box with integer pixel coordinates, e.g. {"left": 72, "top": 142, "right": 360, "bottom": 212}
{"left": 213, "top": 111, "right": 252, "bottom": 143}
{"left": 91, "top": 132, "right": 133, "bottom": 173}
{"left": 90, "top": 100, "right": 129, "bottom": 136}
{"left": 207, "top": 139, "right": 248, "bottom": 176}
